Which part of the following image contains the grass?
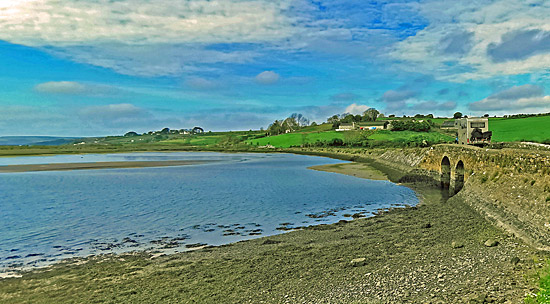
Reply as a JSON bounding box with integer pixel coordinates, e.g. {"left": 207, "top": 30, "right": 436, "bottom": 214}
{"left": 245, "top": 131, "right": 344, "bottom": 148}
{"left": 489, "top": 116, "right": 550, "bottom": 143}
{"left": 159, "top": 136, "right": 224, "bottom": 146}
{"left": 526, "top": 261, "right": 550, "bottom": 303}
{"left": 368, "top": 130, "right": 454, "bottom": 143}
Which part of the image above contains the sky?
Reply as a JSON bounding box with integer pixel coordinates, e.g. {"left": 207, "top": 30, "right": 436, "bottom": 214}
{"left": 2, "top": 0, "right": 550, "bottom": 136}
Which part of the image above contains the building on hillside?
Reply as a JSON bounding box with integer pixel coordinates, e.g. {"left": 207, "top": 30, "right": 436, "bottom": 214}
{"left": 356, "top": 121, "right": 389, "bottom": 130}
{"left": 440, "top": 120, "right": 456, "bottom": 129}
{"left": 335, "top": 122, "right": 356, "bottom": 131}
{"left": 456, "top": 117, "right": 492, "bottom": 145}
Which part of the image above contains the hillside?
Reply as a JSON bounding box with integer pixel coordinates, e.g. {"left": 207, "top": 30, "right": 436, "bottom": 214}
{"left": 0, "top": 136, "right": 78, "bottom": 146}
{"left": 489, "top": 116, "right": 550, "bottom": 143}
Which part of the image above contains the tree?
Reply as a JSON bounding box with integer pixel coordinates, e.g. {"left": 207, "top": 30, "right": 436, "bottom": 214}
{"left": 340, "top": 114, "right": 356, "bottom": 123}
{"left": 327, "top": 115, "right": 340, "bottom": 124}
{"left": 453, "top": 112, "right": 463, "bottom": 119}
{"left": 124, "top": 131, "right": 138, "bottom": 137}
{"left": 363, "top": 108, "right": 380, "bottom": 122}
{"left": 483, "top": 113, "right": 489, "bottom": 117}
{"left": 160, "top": 127, "right": 170, "bottom": 134}
{"left": 289, "top": 113, "right": 310, "bottom": 127}
{"left": 267, "top": 120, "right": 283, "bottom": 135}
{"left": 282, "top": 117, "right": 299, "bottom": 132}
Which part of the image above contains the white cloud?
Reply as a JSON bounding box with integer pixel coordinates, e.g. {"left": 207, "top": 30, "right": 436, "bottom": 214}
{"left": 79, "top": 103, "right": 149, "bottom": 123}
{"left": 469, "top": 84, "right": 550, "bottom": 112}
{"left": 255, "top": 71, "right": 280, "bottom": 85}
{"left": 391, "top": 0, "right": 550, "bottom": 81}
{"left": 45, "top": 44, "right": 259, "bottom": 77}
{"left": 186, "top": 77, "right": 223, "bottom": 90}
{"left": 0, "top": 0, "right": 294, "bottom": 46}
{"left": 344, "top": 103, "right": 370, "bottom": 115}
{"left": 33, "top": 80, "right": 124, "bottom": 95}
{"left": 34, "top": 81, "right": 86, "bottom": 94}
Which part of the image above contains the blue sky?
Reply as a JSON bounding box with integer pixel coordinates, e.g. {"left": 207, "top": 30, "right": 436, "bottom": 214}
{"left": 2, "top": 0, "right": 550, "bottom": 136}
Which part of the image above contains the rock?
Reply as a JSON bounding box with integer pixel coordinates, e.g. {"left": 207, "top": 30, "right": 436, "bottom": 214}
{"left": 451, "top": 241, "right": 464, "bottom": 249}
{"left": 510, "top": 257, "right": 520, "bottom": 265}
{"left": 261, "top": 239, "right": 281, "bottom": 245}
{"left": 350, "top": 258, "right": 367, "bottom": 267}
{"left": 421, "top": 223, "right": 432, "bottom": 229}
{"left": 484, "top": 239, "right": 499, "bottom": 247}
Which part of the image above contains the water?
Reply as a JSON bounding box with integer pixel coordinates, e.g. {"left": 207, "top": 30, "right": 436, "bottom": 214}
{"left": 0, "top": 152, "right": 418, "bottom": 273}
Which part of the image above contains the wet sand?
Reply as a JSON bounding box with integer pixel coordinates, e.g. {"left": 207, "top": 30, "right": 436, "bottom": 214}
{"left": 0, "top": 160, "right": 213, "bottom": 173}
{"left": 309, "top": 162, "right": 389, "bottom": 181}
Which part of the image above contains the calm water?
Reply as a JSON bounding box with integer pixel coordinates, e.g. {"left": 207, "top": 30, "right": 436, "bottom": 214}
{"left": 0, "top": 152, "right": 418, "bottom": 273}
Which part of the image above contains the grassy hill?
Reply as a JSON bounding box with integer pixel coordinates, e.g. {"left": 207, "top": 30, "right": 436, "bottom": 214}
{"left": 489, "top": 116, "right": 550, "bottom": 143}
{"left": 246, "top": 130, "right": 343, "bottom": 148}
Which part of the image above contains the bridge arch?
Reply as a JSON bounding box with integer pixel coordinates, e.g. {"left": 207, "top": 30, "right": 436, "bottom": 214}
{"left": 441, "top": 156, "right": 451, "bottom": 190}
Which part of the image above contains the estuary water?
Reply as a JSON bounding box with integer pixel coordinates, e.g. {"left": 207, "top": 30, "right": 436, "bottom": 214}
{"left": 0, "top": 152, "right": 418, "bottom": 273}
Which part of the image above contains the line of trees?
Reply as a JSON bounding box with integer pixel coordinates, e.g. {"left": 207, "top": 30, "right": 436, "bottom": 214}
{"left": 267, "top": 113, "right": 312, "bottom": 135}
{"left": 327, "top": 108, "right": 381, "bottom": 128}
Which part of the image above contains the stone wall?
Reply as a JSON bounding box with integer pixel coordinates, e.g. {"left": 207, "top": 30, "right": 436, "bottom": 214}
{"left": 418, "top": 144, "right": 550, "bottom": 250}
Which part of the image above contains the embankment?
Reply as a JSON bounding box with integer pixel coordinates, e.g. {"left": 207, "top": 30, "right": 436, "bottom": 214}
{"left": 291, "top": 144, "right": 550, "bottom": 251}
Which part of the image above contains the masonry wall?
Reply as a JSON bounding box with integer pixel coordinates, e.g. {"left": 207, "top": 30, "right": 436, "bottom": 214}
{"left": 418, "top": 144, "right": 550, "bottom": 250}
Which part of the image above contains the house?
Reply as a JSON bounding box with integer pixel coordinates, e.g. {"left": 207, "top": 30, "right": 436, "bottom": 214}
{"left": 356, "top": 121, "right": 388, "bottom": 130}
{"left": 456, "top": 117, "right": 491, "bottom": 145}
{"left": 336, "top": 122, "right": 356, "bottom": 131}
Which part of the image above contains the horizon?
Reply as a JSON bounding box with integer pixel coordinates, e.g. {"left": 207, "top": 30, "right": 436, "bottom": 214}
{"left": 3, "top": 1, "right": 550, "bottom": 137}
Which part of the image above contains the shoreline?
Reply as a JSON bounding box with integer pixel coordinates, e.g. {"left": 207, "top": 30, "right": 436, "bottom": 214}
{"left": 0, "top": 149, "right": 547, "bottom": 303}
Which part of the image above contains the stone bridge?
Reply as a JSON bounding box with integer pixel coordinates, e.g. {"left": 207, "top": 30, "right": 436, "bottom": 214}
{"left": 412, "top": 144, "right": 550, "bottom": 250}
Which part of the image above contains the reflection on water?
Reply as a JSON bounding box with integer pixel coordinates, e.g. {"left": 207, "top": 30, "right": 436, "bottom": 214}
{"left": 0, "top": 152, "right": 418, "bottom": 273}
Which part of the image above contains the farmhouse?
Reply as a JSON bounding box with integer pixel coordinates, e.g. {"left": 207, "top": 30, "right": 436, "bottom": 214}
{"left": 336, "top": 123, "right": 356, "bottom": 131}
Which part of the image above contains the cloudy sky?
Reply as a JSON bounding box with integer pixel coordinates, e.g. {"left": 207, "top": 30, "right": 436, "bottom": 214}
{"left": 2, "top": 0, "right": 550, "bottom": 136}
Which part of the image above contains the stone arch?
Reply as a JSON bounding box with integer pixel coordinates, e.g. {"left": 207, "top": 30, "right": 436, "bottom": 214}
{"left": 441, "top": 156, "right": 451, "bottom": 190}
{"left": 454, "top": 160, "right": 465, "bottom": 194}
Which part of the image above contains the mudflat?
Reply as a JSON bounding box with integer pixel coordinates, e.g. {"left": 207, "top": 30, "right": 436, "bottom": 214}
{"left": 309, "top": 162, "right": 390, "bottom": 181}
{"left": 0, "top": 160, "right": 212, "bottom": 173}
{"left": 0, "top": 160, "right": 546, "bottom": 303}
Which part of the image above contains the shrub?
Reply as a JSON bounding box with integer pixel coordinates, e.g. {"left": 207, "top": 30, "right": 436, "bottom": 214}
{"left": 390, "top": 120, "right": 432, "bottom": 132}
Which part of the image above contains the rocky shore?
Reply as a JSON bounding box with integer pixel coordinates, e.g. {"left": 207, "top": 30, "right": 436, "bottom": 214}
{"left": 0, "top": 152, "right": 546, "bottom": 303}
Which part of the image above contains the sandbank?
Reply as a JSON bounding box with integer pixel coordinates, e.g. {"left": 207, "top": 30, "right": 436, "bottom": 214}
{"left": 0, "top": 160, "right": 212, "bottom": 173}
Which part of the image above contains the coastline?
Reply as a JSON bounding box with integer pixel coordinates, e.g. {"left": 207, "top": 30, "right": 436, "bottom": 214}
{"left": 0, "top": 150, "right": 547, "bottom": 303}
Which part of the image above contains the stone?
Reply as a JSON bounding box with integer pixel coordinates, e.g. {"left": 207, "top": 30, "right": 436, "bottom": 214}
{"left": 350, "top": 258, "right": 367, "bottom": 267}
{"left": 451, "top": 241, "right": 464, "bottom": 249}
{"left": 484, "top": 239, "right": 499, "bottom": 247}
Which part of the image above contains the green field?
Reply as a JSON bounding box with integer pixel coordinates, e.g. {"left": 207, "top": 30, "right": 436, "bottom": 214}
{"left": 368, "top": 130, "right": 454, "bottom": 143}
{"left": 245, "top": 131, "right": 344, "bottom": 148}
{"left": 159, "top": 136, "right": 224, "bottom": 146}
{"left": 490, "top": 116, "right": 550, "bottom": 143}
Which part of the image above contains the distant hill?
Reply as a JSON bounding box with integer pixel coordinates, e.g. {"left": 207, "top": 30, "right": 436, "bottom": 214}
{"left": 0, "top": 136, "right": 79, "bottom": 146}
